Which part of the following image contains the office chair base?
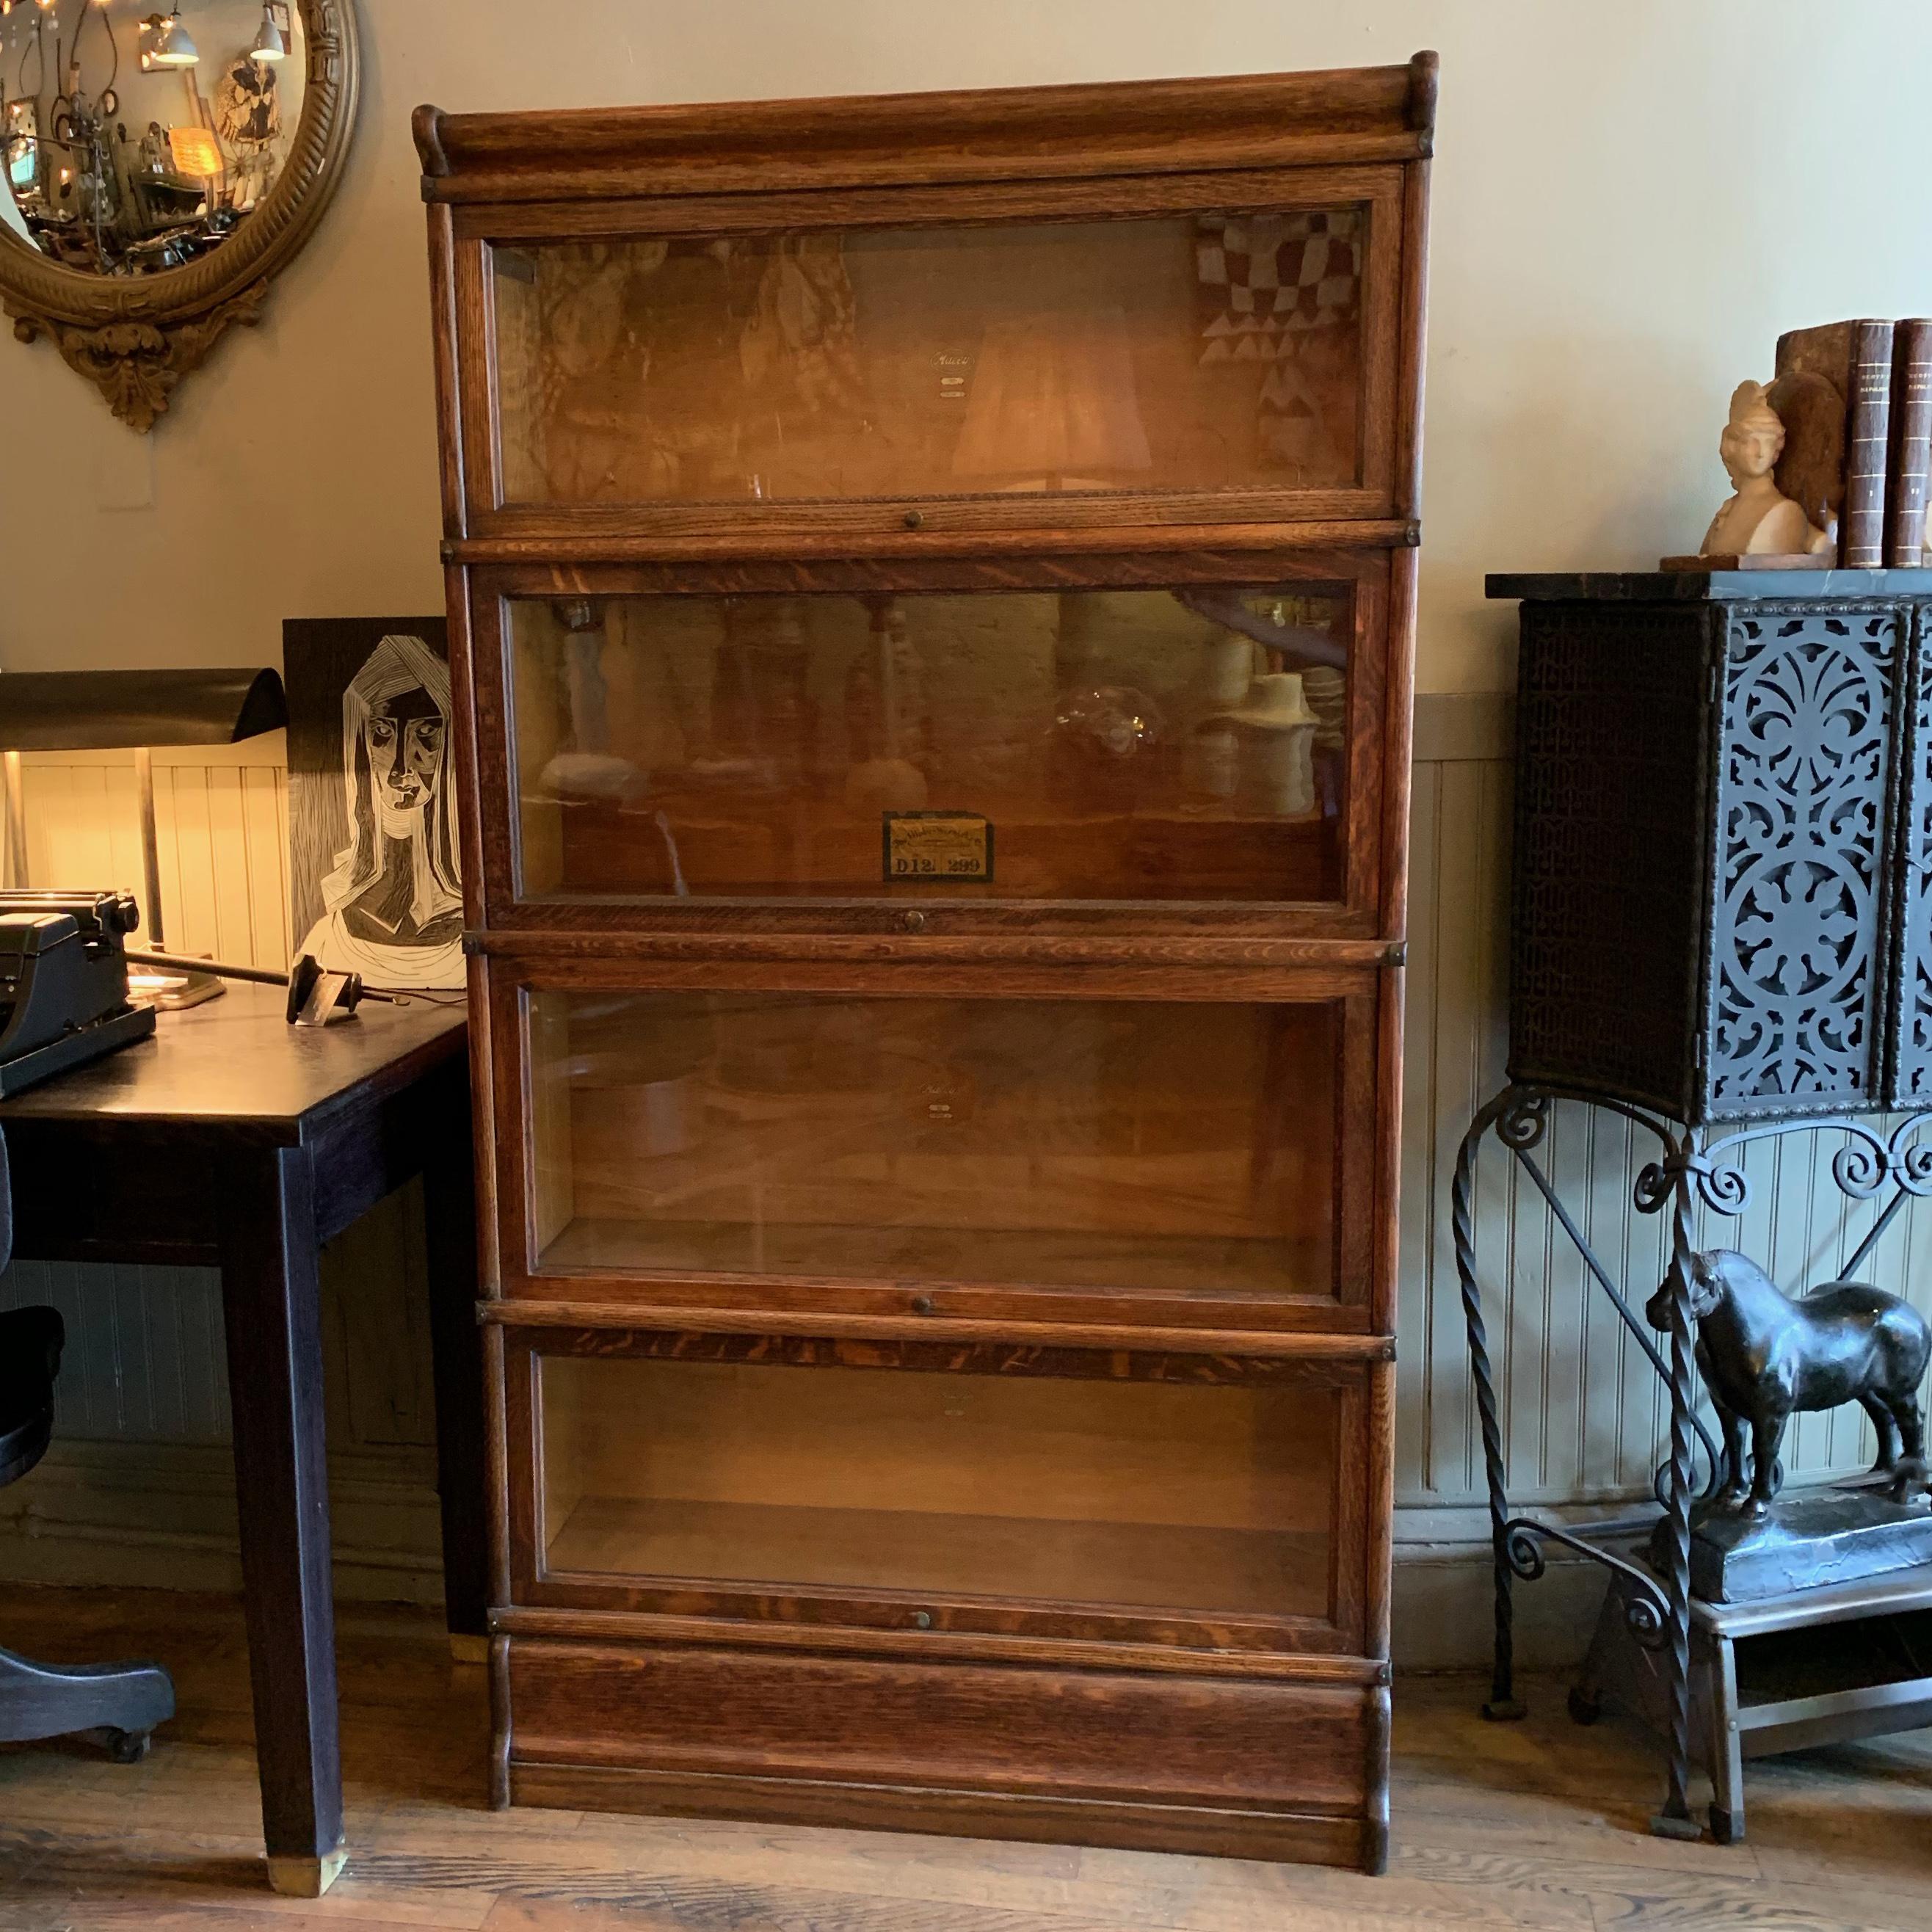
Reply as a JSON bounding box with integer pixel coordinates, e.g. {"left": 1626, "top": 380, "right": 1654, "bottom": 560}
{"left": 0, "top": 1644, "right": 174, "bottom": 1752}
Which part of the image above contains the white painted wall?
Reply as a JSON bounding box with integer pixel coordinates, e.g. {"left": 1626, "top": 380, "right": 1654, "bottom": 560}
{"left": 4, "top": 1, "right": 1932, "bottom": 690}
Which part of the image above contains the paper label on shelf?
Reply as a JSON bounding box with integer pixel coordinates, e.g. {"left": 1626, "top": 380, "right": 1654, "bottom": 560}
{"left": 882, "top": 812, "right": 993, "bottom": 883}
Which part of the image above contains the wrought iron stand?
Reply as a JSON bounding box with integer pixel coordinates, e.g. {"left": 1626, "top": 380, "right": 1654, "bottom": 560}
{"left": 1453, "top": 1083, "right": 1932, "bottom": 1842}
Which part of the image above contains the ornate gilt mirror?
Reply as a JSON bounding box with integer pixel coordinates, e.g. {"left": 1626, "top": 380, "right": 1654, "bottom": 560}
{"left": 0, "top": 0, "right": 357, "bottom": 429}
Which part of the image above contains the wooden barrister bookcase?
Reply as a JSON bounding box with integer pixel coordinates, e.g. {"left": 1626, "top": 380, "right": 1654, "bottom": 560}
{"left": 416, "top": 53, "right": 1434, "bottom": 1871}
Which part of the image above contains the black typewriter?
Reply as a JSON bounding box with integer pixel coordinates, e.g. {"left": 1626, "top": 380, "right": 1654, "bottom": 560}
{"left": 0, "top": 890, "right": 155, "bottom": 1096}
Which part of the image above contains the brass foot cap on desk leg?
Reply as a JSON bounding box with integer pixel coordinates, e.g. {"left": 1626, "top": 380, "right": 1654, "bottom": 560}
{"left": 450, "top": 1633, "right": 490, "bottom": 1666}
{"left": 1649, "top": 1812, "right": 1704, "bottom": 1843}
{"left": 266, "top": 1847, "right": 348, "bottom": 1897}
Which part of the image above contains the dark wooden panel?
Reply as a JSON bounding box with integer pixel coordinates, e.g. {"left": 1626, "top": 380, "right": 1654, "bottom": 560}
{"left": 306, "top": 1050, "right": 475, "bottom": 1243}
{"left": 508, "top": 1759, "right": 1372, "bottom": 1868}
{"left": 490, "top": 1601, "right": 1388, "bottom": 1682}
{"left": 448, "top": 520, "right": 1419, "bottom": 563}
{"left": 506, "top": 1323, "right": 1364, "bottom": 1387}
{"left": 217, "top": 1143, "right": 343, "bottom": 1871}
{"left": 5, "top": 1119, "right": 223, "bottom": 1263}
{"left": 0, "top": 983, "right": 464, "bottom": 1136}
{"left": 451, "top": 160, "right": 1402, "bottom": 247}
{"left": 506, "top": 1635, "right": 1373, "bottom": 1818}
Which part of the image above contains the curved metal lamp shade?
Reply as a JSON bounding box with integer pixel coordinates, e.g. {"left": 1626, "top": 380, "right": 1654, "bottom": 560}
{"left": 251, "top": 4, "right": 288, "bottom": 61}
{"left": 0, "top": 667, "right": 286, "bottom": 752}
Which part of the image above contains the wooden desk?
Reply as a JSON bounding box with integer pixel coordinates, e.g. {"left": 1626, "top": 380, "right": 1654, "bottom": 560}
{"left": 0, "top": 983, "right": 485, "bottom": 1896}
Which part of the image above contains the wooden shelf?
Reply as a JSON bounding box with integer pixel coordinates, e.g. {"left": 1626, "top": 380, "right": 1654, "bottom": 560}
{"left": 540, "top": 1213, "right": 1331, "bottom": 1298}
{"left": 550, "top": 793, "right": 1340, "bottom": 903}
{"left": 547, "top": 1495, "right": 1330, "bottom": 1619}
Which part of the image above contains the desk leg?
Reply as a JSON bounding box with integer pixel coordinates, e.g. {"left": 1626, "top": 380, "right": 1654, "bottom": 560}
{"left": 219, "top": 1144, "right": 346, "bottom": 1898}
{"left": 422, "top": 1060, "right": 488, "bottom": 1659}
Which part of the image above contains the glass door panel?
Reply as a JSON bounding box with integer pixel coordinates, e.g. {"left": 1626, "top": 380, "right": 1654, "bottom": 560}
{"left": 526, "top": 989, "right": 1338, "bottom": 1299}
{"left": 538, "top": 1351, "right": 1337, "bottom": 1620}
{"left": 509, "top": 585, "right": 1351, "bottom": 904}
{"left": 490, "top": 208, "right": 1368, "bottom": 506}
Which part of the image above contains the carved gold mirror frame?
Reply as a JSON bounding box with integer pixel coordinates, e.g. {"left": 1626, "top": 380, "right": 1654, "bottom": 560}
{"left": 0, "top": 0, "right": 360, "bottom": 431}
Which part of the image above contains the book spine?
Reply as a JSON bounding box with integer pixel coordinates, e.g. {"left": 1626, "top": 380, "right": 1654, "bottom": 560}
{"left": 1890, "top": 319, "right": 1932, "bottom": 567}
{"left": 1845, "top": 319, "right": 1896, "bottom": 567}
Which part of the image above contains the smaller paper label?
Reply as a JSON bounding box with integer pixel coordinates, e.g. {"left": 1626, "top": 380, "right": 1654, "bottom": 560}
{"left": 882, "top": 811, "right": 994, "bottom": 884}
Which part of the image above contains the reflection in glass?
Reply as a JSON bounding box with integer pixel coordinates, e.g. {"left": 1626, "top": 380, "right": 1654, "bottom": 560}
{"left": 0, "top": 0, "right": 303, "bottom": 273}
{"left": 492, "top": 210, "right": 1366, "bottom": 504}
{"left": 539, "top": 1353, "right": 1338, "bottom": 1619}
{"left": 527, "top": 989, "right": 1339, "bottom": 1299}
{"left": 510, "top": 586, "right": 1351, "bottom": 904}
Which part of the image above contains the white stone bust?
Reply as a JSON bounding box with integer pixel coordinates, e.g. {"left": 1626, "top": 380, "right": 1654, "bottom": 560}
{"left": 1701, "top": 381, "right": 1831, "bottom": 559}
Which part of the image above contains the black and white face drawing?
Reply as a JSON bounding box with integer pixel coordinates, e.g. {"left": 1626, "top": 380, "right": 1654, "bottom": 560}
{"left": 367, "top": 690, "right": 446, "bottom": 829}
{"left": 294, "top": 631, "right": 464, "bottom": 989}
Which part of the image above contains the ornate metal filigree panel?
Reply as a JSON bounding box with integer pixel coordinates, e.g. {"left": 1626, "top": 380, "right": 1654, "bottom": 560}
{"left": 1704, "top": 605, "right": 1903, "bottom": 1118}
{"left": 1889, "top": 603, "right": 1932, "bottom": 1102}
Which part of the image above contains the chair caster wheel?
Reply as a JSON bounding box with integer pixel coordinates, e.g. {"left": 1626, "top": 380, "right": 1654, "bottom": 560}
{"left": 1709, "top": 1804, "right": 1740, "bottom": 1844}
{"left": 106, "top": 1728, "right": 151, "bottom": 1764}
{"left": 1566, "top": 1688, "right": 1602, "bottom": 1726}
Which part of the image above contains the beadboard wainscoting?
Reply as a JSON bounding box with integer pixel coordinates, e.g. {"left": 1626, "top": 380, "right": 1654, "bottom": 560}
{"left": 9, "top": 713, "right": 1932, "bottom": 1659}
{"left": 15, "top": 738, "right": 294, "bottom": 971}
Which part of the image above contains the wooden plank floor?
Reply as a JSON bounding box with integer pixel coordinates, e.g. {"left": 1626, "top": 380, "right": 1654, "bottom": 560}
{"left": 0, "top": 1586, "right": 1930, "bottom": 1928}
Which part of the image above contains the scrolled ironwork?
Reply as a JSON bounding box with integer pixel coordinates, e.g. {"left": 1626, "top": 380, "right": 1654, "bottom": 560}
{"left": 1496, "top": 1092, "right": 1551, "bottom": 1152}
{"left": 1623, "top": 1585, "right": 1668, "bottom": 1650}
{"left": 1888, "top": 1114, "right": 1932, "bottom": 1196}
{"left": 1652, "top": 1150, "right": 1700, "bottom": 1831}
{"left": 1500, "top": 1520, "right": 1547, "bottom": 1583}
{"left": 1450, "top": 1088, "right": 1527, "bottom": 1715}
{"left": 1679, "top": 1110, "right": 1932, "bottom": 1214}
{"left": 1508, "top": 1138, "right": 1724, "bottom": 1495}
{"left": 1498, "top": 1518, "right": 1672, "bottom": 1653}
{"left": 1456, "top": 1084, "right": 1729, "bottom": 1718}
{"left": 1830, "top": 1128, "right": 1893, "bottom": 1199}
{"left": 1636, "top": 1148, "right": 1749, "bottom": 1216}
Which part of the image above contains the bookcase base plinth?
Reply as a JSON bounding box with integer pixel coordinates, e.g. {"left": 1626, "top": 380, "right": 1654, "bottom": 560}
{"left": 507, "top": 1760, "right": 1375, "bottom": 1868}
{"left": 500, "top": 1635, "right": 1384, "bottom": 1869}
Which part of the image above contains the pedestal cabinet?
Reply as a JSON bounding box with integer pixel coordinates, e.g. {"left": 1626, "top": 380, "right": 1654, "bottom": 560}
{"left": 1474, "top": 570, "right": 1932, "bottom": 1838}
{"left": 1491, "top": 570, "right": 1932, "bottom": 1122}
{"left": 418, "top": 56, "right": 1435, "bottom": 1871}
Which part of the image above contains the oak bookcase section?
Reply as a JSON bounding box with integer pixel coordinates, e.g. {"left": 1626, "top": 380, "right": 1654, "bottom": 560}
{"left": 520, "top": 986, "right": 1348, "bottom": 1307}
{"left": 418, "top": 51, "right": 1433, "bottom": 1873}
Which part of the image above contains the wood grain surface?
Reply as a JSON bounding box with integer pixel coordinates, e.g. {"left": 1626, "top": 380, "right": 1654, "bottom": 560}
{"left": 0, "top": 1584, "right": 1926, "bottom": 1928}
{"left": 415, "top": 59, "right": 1437, "bottom": 202}
{"left": 0, "top": 981, "right": 465, "bottom": 1135}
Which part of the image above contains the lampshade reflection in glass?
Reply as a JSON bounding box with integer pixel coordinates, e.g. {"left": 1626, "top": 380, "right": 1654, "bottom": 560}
{"left": 951, "top": 305, "right": 1152, "bottom": 492}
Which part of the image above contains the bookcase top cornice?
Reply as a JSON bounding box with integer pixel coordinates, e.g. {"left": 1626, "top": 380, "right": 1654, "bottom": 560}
{"left": 414, "top": 53, "right": 1437, "bottom": 206}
